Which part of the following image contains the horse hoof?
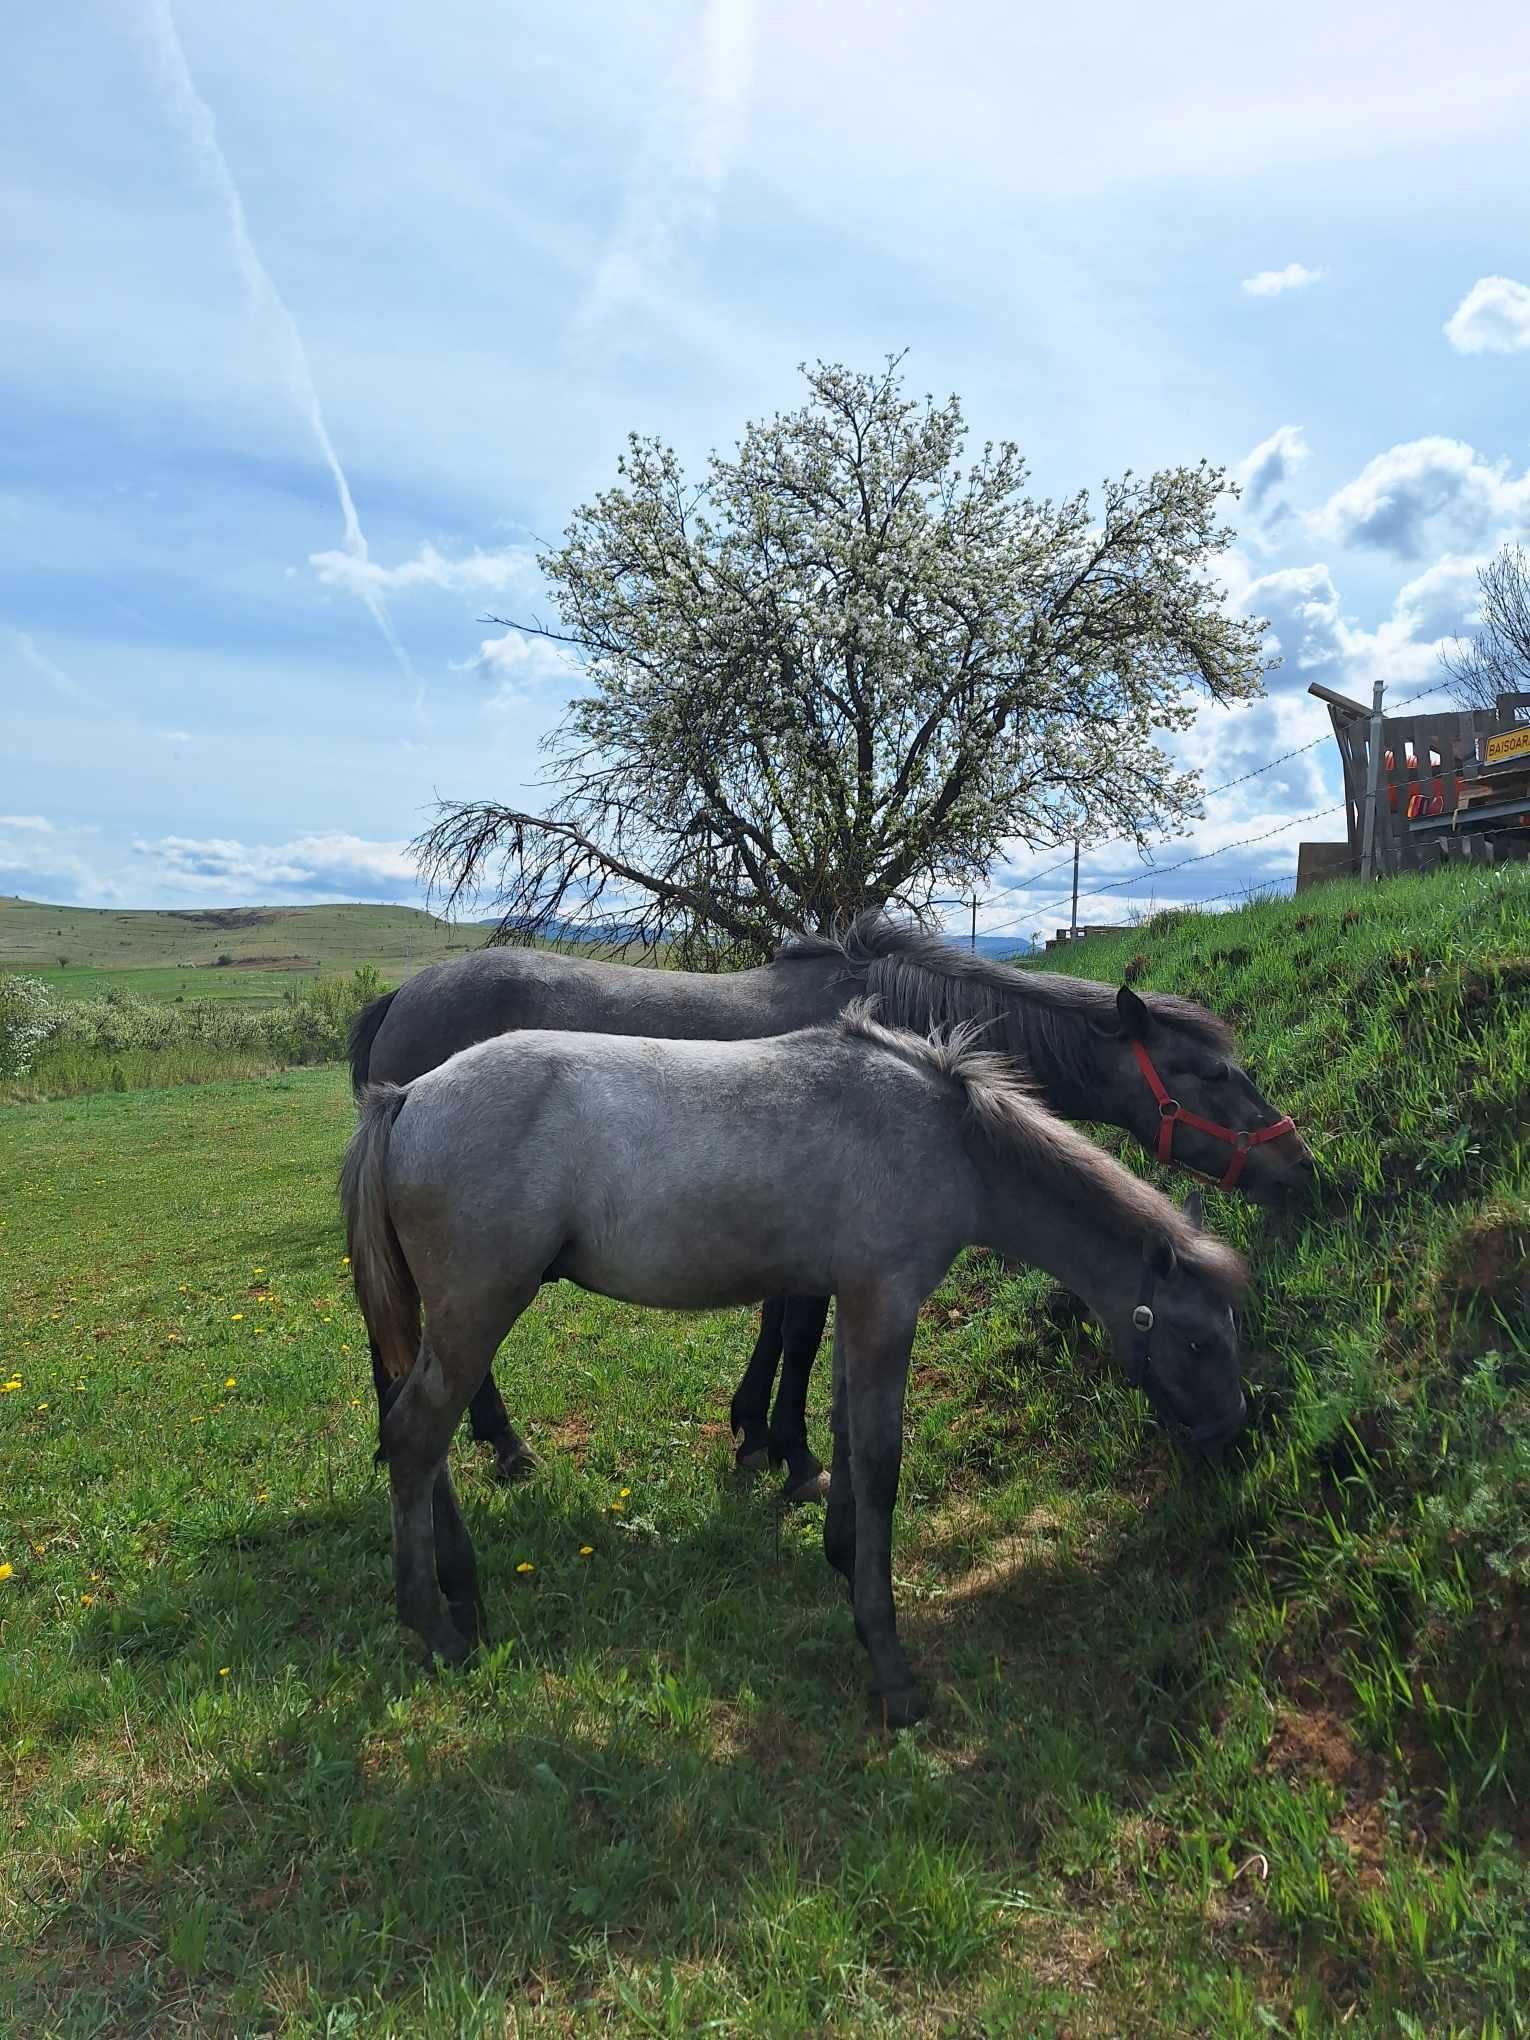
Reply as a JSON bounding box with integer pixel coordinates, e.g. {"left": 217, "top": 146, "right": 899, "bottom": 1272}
{"left": 782, "top": 1467, "right": 831, "bottom": 1506}
{"left": 873, "top": 1681, "right": 928, "bottom": 1730}
{"left": 734, "top": 1445, "right": 770, "bottom": 1474}
{"left": 491, "top": 1444, "right": 538, "bottom": 1485}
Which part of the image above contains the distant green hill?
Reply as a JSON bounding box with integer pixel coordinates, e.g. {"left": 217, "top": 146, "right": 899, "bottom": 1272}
{"left": 0, "top": 896, "right": 483, "bottom": 1000}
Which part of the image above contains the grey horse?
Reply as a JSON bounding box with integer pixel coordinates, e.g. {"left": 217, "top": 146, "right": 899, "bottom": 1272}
{"left": 350, "top": 913, "right": 1307, "bottom": 1500}
{"left": 341, "top": 1005, "right": 1248, "bottom": 1727}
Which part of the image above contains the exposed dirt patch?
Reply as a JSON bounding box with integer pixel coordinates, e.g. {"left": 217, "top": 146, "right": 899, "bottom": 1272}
{"left": 544, "top": 1412, "right": 593, "bottom": 1462}
{"left": 1440, "top": 1211, "right": 1528, "bottom": 1302}
{"left": 197, "top": 953, "right": 312, "bottom": 971}
{"left": 173, "top": 909, "right": 278, "bottom": 930}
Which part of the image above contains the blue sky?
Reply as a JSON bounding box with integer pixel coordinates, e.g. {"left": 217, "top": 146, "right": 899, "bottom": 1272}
{"left": 4, "top": 0, "right": 1529, "bottom": 934}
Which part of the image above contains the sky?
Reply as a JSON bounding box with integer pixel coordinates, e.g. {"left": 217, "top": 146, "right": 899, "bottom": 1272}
{"left": 4, "top": 0, "right": 1530, "bottom": 935}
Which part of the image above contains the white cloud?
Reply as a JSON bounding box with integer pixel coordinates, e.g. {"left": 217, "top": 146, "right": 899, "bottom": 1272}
{"left": 582, "top": 0, "right": 757, "bottom": 325}
{"left": 1237, "top": 425, "right": 1310, "bottom": 509}
{"left": 1241, "top": 262, "right": 1323, "bottom": 298}
{"left": 132, "top": 831, "right": 419, "bottom": 900}
{"left": 1309, "top": 437, "right": 1530, "bottom": 560}
{"left": 1444, "top": 275, "right": 1530, "bottom": 355}
{"left": 310, "top": 541, "right": 535, "bottom": 600}
{"left": 0, "top": 815, "right": 53, "bottom": 832}
{"left": 453, "top": 628, "right": 584, "bottom": 709}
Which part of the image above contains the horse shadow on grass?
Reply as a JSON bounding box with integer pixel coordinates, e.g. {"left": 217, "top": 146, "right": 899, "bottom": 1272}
{"left": 22, "top": 1432, "right": 1258, "bottom": 2028}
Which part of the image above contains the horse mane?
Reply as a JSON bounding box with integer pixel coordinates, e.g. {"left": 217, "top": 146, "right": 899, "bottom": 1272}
{"left": 836, "top": 1000, "right": 1248, "bottom": 1303}
{"left": 778, "top": 911, "right": 1234, "bottom": 1095}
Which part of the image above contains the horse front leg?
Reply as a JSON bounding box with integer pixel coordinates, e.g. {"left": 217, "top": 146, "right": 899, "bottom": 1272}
{"left": 466, "top": 1368, "right": 537, "bottom": 1485}
{"left": 769, "top": 1295, "right": 832, "bottom": 1505}
{"left": 839, "top": 1296, "right": 924, "bottom": 1728}
{"left": 729, "top": 1296, "right": 786, "bottom": 1471}
{"left": 822, "top": 1316, "right": 856, "bottom": 1587}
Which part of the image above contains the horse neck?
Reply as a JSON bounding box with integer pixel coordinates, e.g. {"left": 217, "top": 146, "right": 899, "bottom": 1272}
{"left": 866, "top": 957, "right": 1104, "bottom": 1119}
{"left": 974, "top": 1148, "right": 1141, "bottom": 1317}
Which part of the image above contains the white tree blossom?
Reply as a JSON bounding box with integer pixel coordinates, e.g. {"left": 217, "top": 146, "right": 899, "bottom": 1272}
{"left": 419, "top": 357, "right": 1268, "bottom": 962}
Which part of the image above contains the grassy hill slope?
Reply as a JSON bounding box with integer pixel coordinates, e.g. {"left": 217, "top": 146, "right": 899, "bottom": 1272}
{"left": 1, "top": 864, "right": 1526, "bottom": 2033}
{"left": 0, "top": 895, "right": 478, "bottom": 992}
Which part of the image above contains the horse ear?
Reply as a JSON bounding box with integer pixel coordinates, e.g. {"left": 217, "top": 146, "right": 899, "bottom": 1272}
{"left": 1148, "top": 1231, "right": 1178, "bottom": 1278}
{"left": 1181, "top": 1190, "right": 1205, "bottom": 1230}
{"left": 1115, "top": 985, "right": 1151, "bottom": 1039}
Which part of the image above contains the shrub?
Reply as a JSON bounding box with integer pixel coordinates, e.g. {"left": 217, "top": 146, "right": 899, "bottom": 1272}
{"left": 0, "top": 975, "right": 53, "bottom": 1078}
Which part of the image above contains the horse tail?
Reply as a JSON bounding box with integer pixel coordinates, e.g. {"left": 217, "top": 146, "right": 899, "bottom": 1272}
{"left": 339, "top": 1083, "right": 419, "bottom": 1386}
{"left": 347, "top": 989, "right": 399, "bottom": 1099}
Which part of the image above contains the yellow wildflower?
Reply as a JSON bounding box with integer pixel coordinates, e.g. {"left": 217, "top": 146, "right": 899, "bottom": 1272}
{"left": 1, "top": 1381, "right": 20, "bottom": 1395}
{"left": 608, "top": 1499, "right": 625, "bottom": 1514}
{"left": 619, "top": 1487, "right": 631, "bottom": 1498}
{"left": 219, "top": 1667, "right": 230, "bottom": 1677}
{"left": 253, "top": 1267, "right": 264, "bottom": 1276}
{"left": 36, "top": 1403, "right": 48, "bottom": 1412}
{"left": 341, "top": 1255, "right": 350, "bottom": 1266}
{"left": 80, "top": 1593, "right": 94, "bottom": 1606}
{"left": 578, "top": 1545, "right": 594, "bottom": 1558}
{"left": 515, "top": 1561, "right": 535, "bottom": 1575}
{"left": 230, "top": 1313, "right": 244, "bottom": 1322}
{"left": 0, "top": 1563, "right": 13, "bottom": 1582}
{"left": 225, "top": 1377, "right": 237, "bottom": 1389}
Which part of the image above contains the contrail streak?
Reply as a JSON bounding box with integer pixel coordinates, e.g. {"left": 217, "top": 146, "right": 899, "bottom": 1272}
{"left": 139, "top": 0, "right": 423, "bottom": 710}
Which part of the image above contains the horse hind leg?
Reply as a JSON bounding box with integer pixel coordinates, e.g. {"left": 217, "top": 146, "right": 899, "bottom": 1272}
{"left": 770, "top": 1294, "right": 832, "bottom": 1505}
{"left": 380, "top": 1288, "right": 534, "bottom": 1665}
{"left": 730, "top": 1296, "right": 786, "bottom": 1471}
{"left": 466, "top": 1368, "right": 538, "bottom": 1485}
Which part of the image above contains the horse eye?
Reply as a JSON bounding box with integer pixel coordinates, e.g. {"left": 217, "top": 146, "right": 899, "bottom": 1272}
{"left": 1209, "top": 1061, "right": 1231, "bottom": 1083}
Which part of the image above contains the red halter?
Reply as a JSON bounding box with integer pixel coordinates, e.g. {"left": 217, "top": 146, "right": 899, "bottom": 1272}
{"left": 1130, "top": 1039, "right": 1298, "bottom": 1192}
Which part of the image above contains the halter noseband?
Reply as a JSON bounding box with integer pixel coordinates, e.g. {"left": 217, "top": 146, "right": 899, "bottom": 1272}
{"left": 1129, "top": 1039, "right": 1297, "bottom": 1192}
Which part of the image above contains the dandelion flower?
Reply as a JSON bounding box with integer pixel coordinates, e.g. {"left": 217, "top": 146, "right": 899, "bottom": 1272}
{"left": 253, "top": 1267, "right": 264, "bottom": 1276}
{"left": 342, "top": 1255, "right": 350, "bottom": 1266}
{"left": 1, "top": 1382, "right": 20, "bottom": 1395}
{"left": 36, "top": 1403, "right": 48, "bottom": 1412}
{"left": 79, "top": 1593, "right": 94, "bottom": 1606}
{"left": 230, "top": 1313, "right": 244, "bottom": 1322}
{"left": 619, "top": 1487, "right": 631, "bottom": 1498}
{"left": 0, "top": 1563, "right": 13, "bottom": 1582}
{"left": 608, "top": 1499, "right": 626, "bottom": 1514}
{"left": 578, "top": 1545, "right": 594, "bottom": 1558}
{"left": 225, "top": 1377, "right": 237, "bottom": 1389}
{"left": 256, "top": 1490, "right": 269, "bottom": 1502}
{"left": 515, "top": 1561, "right": 535, "bottom": 1575}
{"left": 219, "top": 1667, "right": 230, "bottom": 1677}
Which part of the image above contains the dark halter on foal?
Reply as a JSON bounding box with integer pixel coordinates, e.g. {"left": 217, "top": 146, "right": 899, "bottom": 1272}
{"left": 1129, "top": 1039, "right": 1297, "bottom": 1192}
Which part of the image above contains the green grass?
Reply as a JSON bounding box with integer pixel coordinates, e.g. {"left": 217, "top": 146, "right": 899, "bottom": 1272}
{"left": 0, "top": 897, "right": 479, "bottom": 985}
{"left": 23, "top": 967, "right": 329, "bottom": 1009}
{"left": 2, "top": 865, "right": 1528, "bottom": 2034}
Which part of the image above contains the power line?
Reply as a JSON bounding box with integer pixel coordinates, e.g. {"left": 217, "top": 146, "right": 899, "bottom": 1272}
{"left": 968, "top": 676, "right": 1466, "bottom": 939}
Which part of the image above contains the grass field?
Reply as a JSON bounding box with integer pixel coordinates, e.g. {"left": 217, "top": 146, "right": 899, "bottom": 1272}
{"left": 0, "top": 897, "right": 480, "bottom": 989}
{"left": 2, "top": 867, "right": 1528, "bottom": 2034}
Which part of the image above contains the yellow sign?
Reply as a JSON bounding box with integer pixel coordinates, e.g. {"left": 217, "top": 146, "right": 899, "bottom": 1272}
{"left": 1484, "top": 725, "right": 1530, "bottom": 765}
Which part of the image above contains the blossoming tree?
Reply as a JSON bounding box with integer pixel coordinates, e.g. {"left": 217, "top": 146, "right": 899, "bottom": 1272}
{"left": 417, "top": 356, "right": 1268, "bottom": 963}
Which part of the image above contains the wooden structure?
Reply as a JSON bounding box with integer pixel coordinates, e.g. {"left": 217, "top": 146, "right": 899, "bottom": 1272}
{"left": 1303, "top": 685, "right": 1530, "bottom": 882}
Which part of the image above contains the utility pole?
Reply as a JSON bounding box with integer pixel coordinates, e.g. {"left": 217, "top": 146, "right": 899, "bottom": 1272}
{"left": 1360, "top": 678, "right": 1386, "bottom": 881}
{"left": 1070, "top": 837, "right": 1080, "bottom": 941}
